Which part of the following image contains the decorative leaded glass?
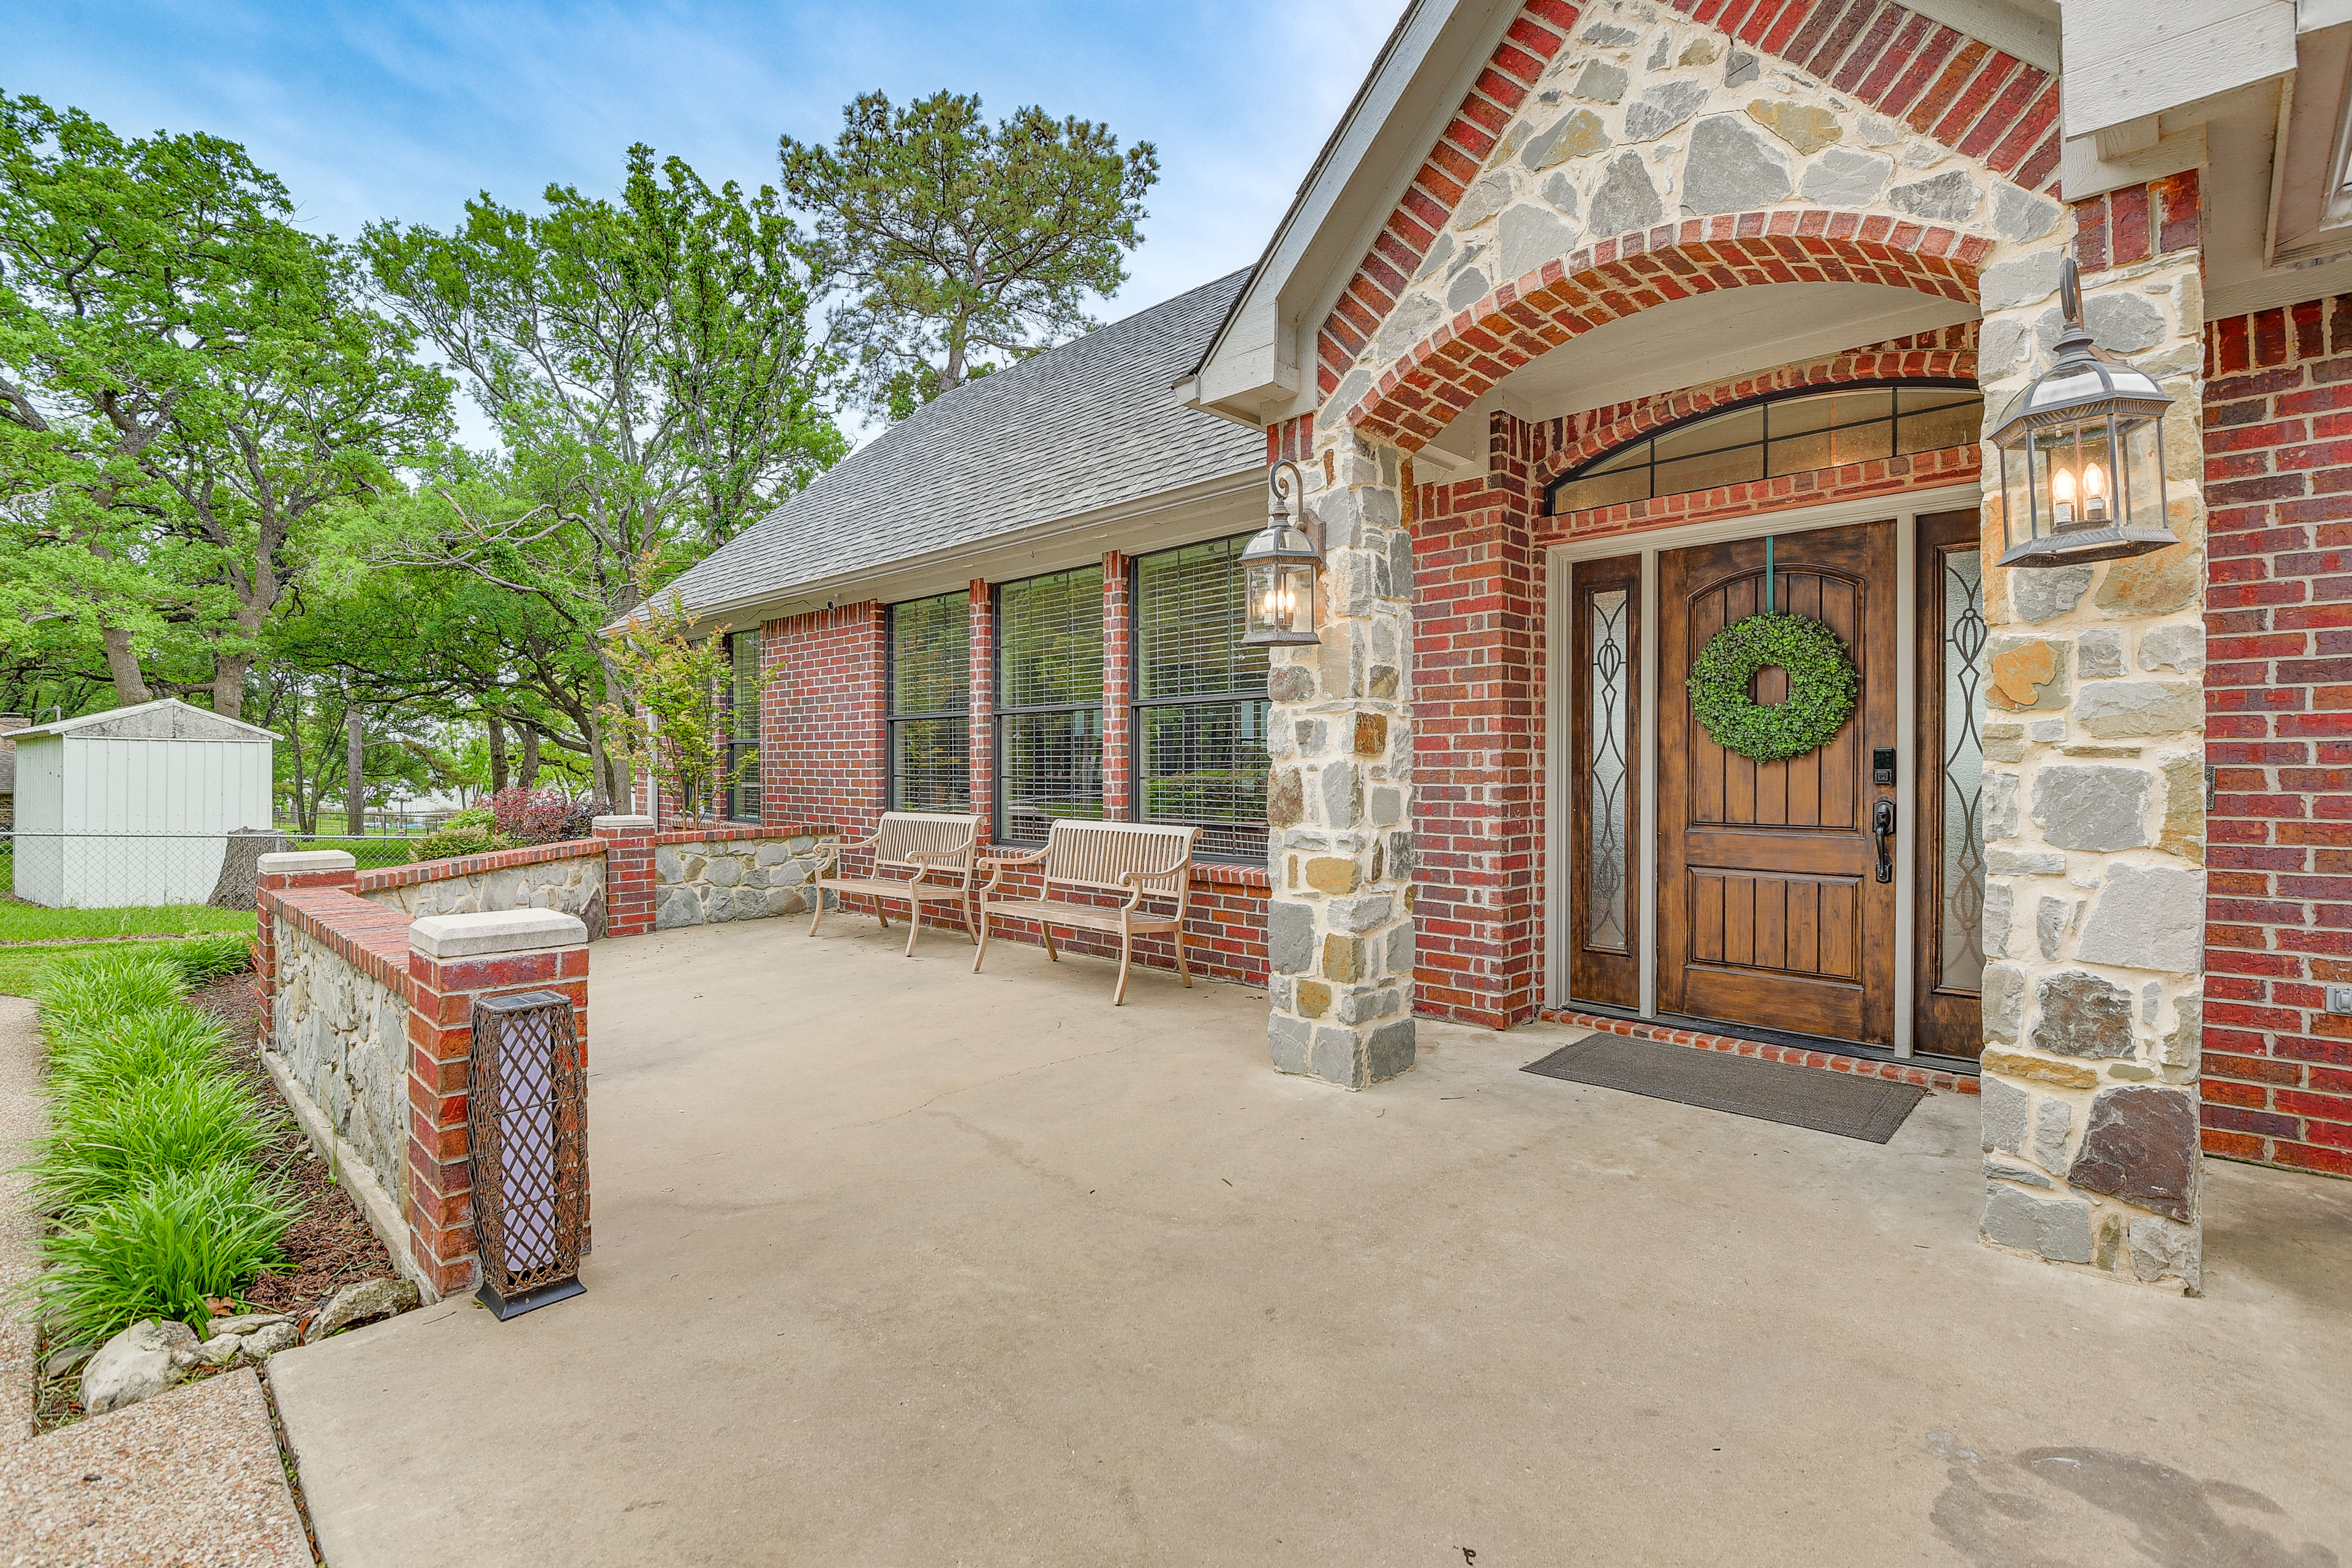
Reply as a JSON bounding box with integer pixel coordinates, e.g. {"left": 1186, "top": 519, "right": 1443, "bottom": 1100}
{"left": 1136, "top": 537, "right": 1272, "bottom": 861}
{"left": 997, "top": 567, "right": 1104, "bottom": 842}
{"left": 1586, "top": 589, "right": 1631, "bottom": 951}
{"left": 1940, "top": 549, "right": 1987, "bottom": 990}
{"left": 889, "top": 593, "right": 971, "bottom": 811}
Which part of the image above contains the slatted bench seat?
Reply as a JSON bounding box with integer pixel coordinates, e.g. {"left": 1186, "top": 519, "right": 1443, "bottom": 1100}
{"left": 809, "top": 812, "right": 981, "bottom": 956}
{"left": 974, "top": 820, "right": 1200, "bottom": 1005}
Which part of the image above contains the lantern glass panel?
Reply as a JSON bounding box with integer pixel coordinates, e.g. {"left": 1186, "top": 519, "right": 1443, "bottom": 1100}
{"left": 2120, "top": 413, "right": 2165, "bottom": 533}
{"left": 2001, "top": 441, "right": 2035, "bottom": 556}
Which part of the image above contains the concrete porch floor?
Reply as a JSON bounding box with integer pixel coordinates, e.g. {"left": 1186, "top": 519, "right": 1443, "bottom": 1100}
{"left": 270, "top": 919, "right": 2352, "bottom": 1567}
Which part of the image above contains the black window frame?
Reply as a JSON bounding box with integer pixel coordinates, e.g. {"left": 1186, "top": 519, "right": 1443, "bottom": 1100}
{"left": 884, "top": 590, "right": 973, "bottom": 813}
{"left": 991, "top": 565, "right": 1106, "bottom": 846}
{"left": 721, "top": 629, "right": 761, "bottom": 824}
{"left": 1544, "top": 378, "right": 1982, "bottom": 516}
{"left": 1128, "top": 535, "right": 1272, "bottom": 864}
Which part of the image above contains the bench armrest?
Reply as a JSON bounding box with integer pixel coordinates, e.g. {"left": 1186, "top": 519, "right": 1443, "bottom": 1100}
{"left": 977, "top": 844, "right": 1047, "bottom": 894}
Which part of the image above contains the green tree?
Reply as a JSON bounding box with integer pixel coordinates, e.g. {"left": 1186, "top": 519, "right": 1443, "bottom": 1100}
{"left": 358, "top": 143, "right": 842, "bottom": 800}
{"left": 0, "top": 94, "right": 450, "bottom": 717}
{"left": 780, "top": 91, "right": 1158, "bottom": 420}
{"left": 599, "top": 568, "right": 763, "bottom": 821}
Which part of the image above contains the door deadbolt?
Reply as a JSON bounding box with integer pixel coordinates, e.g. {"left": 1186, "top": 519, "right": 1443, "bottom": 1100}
{"left": 1872, "top": 747, "right": 1896, "bottom": 786}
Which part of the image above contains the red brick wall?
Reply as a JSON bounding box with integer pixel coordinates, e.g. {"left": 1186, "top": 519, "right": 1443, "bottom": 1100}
{"left": 763, "top": 603, "right": 886, "bottom": 838}
{"left": 1102, "top": 553, "right": 1133, "bottom": 821}
{"left": 2200, "top": 293, "right": 2352, "bottom": 1179}
{"left": 1412, "top": 410, "right": 1547, "bottom": 1028}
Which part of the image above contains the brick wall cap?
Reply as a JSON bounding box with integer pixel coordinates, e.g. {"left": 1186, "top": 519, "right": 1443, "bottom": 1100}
{"left": 410, "top": 908, "right": 588, "bottom": 959}
{"left": 258, "top": 850, "right": 356, "bottom": 873}
{"left": 592, "top": 814, "right": 656, "bottom": 832}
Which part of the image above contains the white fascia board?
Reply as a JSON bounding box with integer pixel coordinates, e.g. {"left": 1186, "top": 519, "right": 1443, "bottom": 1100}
{"left": 1190, "top": 1, "right": 1518, "bottom": 425}
{"left": 2062, "top": 0, "right": 2297, "bottom": 139}
{"left": 1906, "top": 0, "right": 2061, "bottom": 74}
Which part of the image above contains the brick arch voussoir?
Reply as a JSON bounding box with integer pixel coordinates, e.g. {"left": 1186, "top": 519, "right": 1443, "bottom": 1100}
{"left": 1347, "top": 213, "right": 1991, "bottom": 451}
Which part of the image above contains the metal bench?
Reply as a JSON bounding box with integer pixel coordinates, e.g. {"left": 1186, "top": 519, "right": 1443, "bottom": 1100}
{"left": 974, "top": 820, "right": 1200, "bottom": 1005}
{"left": 809, "top": 812, "right": 982, "bottom": 956}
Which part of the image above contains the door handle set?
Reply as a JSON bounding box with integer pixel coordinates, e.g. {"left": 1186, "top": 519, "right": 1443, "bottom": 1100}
{"left": 1871, "top": 798, "right": 1896, "bottom": 884}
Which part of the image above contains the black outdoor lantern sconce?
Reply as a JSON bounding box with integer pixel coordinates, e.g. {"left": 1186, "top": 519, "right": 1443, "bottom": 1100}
{"left": 469, "top": 989, "right": 587, "bottom": 1319}
{"left": 1992, "top": 255, "right": 2177, "bottom": 568}
{"left": 1240, "top": 459, "right": 1324, "bottom": 646}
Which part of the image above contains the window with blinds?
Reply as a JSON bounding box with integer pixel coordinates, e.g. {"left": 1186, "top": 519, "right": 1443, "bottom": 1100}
{"left": 1134, "top": 537, "right": 1270, "bottom": 861}
{"left": 995, "top": 565, "right": 1104, "bottom": 843}
{"left": 723, "top": 630, "right": 761, "bottom": 822}
{"left": 888, "top": 592, "right": 971, "bottom": 811}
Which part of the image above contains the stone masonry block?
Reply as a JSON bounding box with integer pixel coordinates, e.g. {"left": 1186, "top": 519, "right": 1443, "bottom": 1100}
{"left": 2032, "top": 765, "right": 2149, "bottom": 851}
{"left": 2075, "top": 864, "right": 2205, "bottom": 973}
{"left": 1981, "top": 1184, "right": 2095, "bottom": 1264}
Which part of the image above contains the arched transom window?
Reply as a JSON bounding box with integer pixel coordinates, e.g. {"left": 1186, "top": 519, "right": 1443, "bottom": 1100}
{"left": 1547, "top": 383, "right": 1983, "bottom": 516}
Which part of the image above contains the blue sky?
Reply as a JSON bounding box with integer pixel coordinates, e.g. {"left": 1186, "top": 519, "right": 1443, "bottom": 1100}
{"left": 12, "top": 1, "right": 1395, "bottom": 385}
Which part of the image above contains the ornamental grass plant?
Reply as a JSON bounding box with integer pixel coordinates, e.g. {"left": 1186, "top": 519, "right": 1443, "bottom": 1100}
{"left": 17, "top": 947, "right": 294, "bottom": 1345}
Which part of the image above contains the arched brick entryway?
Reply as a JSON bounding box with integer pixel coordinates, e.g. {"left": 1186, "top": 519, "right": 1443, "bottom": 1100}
{"left": 1346, "top": 211, "right": 1989, "bottom": 450}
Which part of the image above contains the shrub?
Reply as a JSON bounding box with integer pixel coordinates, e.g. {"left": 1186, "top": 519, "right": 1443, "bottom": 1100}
{"left": 488, "top": 787, "right": 609, "bottom": 846}
{"left": 33, "top": 1163, "right": 297, "bottom": 1343}
{"left": 164, "top": 932, "right": 255, "bottom": 987}
{"left": 36, "top": 1065, "right": 280, "bottom": 1214}
{"left": 34, "top": 951, "right": 188, "bottom": 1034}
{"left": 413, "top": 821, "right": 510, "bottom": 862}
{"left": 46, "top": 1007, "right": 230, "bottom": 1097}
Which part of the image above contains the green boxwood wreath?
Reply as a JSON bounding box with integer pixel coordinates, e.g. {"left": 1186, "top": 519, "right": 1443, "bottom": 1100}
{"left": 1686, "top": 612, "right": 1858, "bottom": 762}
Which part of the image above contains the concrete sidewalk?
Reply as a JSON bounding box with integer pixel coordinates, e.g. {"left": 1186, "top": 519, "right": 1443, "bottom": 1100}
{"left": 270, "top": 919, "right": 2352, "bottom": 1567}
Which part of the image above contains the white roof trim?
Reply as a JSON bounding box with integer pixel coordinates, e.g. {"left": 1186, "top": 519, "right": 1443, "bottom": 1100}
{"left": 14, "top": 696, "right": 278, "bottom": 742}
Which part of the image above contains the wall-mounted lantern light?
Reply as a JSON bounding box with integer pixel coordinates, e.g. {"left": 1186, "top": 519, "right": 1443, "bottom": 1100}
{"left": 1992, "top": 256, "right": 2177, "bottom": 568}
{"left": 1240, "top": 459, "right": 1324, "bottom": 645}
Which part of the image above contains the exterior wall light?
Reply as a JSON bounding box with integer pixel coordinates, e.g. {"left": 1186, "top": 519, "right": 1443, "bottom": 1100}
{"left": 1992, "top": 256, "right": 2176, "bottom": 568}
{"left": 1240, "top": 459, "right": 1324, "bottom": 645}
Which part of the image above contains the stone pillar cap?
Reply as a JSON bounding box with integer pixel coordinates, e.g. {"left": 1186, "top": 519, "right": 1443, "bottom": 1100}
{"left": 410, "top": 908, "right": 589, "bottom": 959}
{"left": 257, "top": 850, "right": 356, "bottom": 873}
{"left": 592, "top": 814, "right": 657, "bottom": 832}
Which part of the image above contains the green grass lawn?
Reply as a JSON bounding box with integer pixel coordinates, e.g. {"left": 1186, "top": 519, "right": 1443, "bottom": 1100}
{"left": 0, "top": 903, "right": 258, "bottom": 943}
{"left": 0, "top": 940, "right": 197, "bottom": 997}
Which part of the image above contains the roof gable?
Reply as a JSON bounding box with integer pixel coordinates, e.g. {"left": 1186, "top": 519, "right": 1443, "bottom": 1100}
{"left": 15, "top": 697, "right": 277, "bottom": 743}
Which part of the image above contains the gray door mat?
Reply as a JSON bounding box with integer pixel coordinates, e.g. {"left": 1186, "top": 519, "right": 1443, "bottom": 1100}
{"left": 1522, "top": 1033, "right": 1928, "bottom": 1144}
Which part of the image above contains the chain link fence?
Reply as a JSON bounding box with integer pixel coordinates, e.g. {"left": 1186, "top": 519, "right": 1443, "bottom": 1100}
{"left": 1, "top": 830, "right": 426, "bottom": 910}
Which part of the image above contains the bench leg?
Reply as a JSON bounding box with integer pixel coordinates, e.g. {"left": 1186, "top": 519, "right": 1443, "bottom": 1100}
{"left": 809, "top": 885, "right": 826, "bottom": 938}
{"left": 875, "top": 898, "right": 890, "bottom": 931}
{"left": 1042, "top": 921, "right": 1059, "bottom": 963}
{"left": 904, "top": 899, "right": 921, "bottom": 957}
{"left": 973, "top": 903, "right": 992, "bottom": 973}
{"left": 1174, "top": 926, "right": 1193, "bottom": 987}
{"left": 1114, "top": 922, "right": 1133, "bottom": 1006}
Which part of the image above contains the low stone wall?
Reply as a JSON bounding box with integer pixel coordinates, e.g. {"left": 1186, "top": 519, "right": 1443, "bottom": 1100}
{"left": 358, "top": 840, "right": 607, "bottom": 935}
{"left": 267, "top": 911, "right": 410, "bottom": 1206}
{"left": 655, "top": 828, "right": 839, "bottom": 929}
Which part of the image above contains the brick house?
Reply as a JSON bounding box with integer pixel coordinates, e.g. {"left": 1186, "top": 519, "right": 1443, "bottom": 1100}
{"left": 669, "top": 0, "right": 2352, "bottom": 1291}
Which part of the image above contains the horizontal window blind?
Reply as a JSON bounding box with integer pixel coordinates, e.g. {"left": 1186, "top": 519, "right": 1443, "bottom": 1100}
{"left": 888, "top": 592, "right": 971, "bottom": 812}
{"left": 1134, "top": 537, "right": 1270, "bottom": 861}
{"left": 996, "top": 567, "right": 1103, "bottom": 843}
{"left": 724, "top": 631, "right": 761, "bottom": 822}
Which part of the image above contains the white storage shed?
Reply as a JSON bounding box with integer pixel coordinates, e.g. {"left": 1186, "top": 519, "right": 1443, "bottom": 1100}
{"left": 10, "top": 698, "right": 276, "bottom": 908}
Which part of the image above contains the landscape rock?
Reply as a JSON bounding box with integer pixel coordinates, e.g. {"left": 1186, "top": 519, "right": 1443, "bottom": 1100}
{"left": 2067, "top": 1087, "right": 2200, "bottom": 1221}
{"left": 203, "top": 1311, "right": 293, "bottom": 1340}
{"left": 304, "top": 1276, "right": 422, "bottom": 1344}
{"left": 2033, "top": 970, "right": 2136, "bottom": 1060}
{"left": 81, "top": 1319, "right": 198, "bottom": 1415}
{"left": 196, "top": 1335, "right": 243, "bottom": 1365}
{"left": 2076, "top": 864, "right": 2206, "bottom": 973}
{"left": 2031, "top": 764, "right": 2150, "bottom": 851}
{"left": 242, "top": 1322, "right": 301, "bottom": 1358}
{"left": 42, "top": 1343, "right": 97, "bottom": 1380}
{"left": 1683, "top": 116, "right": 1792, "bottom": 214}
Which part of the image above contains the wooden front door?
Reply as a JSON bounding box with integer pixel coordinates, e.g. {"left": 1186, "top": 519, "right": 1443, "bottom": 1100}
{"left": 1657, "top": 522, "right": 1898, "bottom": 1046}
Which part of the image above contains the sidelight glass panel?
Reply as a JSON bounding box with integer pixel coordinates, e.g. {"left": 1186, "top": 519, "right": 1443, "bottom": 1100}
{"left": 1586, "top": 588, "right": 1632, "bottom": 952}
{"left": 1939, "top": 549, "right": 1988, "bottom": 991}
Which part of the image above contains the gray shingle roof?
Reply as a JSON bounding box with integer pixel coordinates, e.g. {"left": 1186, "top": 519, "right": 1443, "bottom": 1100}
{"left": 668, "top": 268, "right": 1262, "bottom": 618}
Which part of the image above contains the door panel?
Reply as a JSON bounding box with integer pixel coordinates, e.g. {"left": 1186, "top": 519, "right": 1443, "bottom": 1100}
{"left": 1659, "top": 522, "right": 1897, "bottom": 1046}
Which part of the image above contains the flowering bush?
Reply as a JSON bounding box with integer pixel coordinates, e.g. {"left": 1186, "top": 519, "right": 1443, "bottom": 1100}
{"left": 488, "top": 788, "right": 609, "bottom": 846}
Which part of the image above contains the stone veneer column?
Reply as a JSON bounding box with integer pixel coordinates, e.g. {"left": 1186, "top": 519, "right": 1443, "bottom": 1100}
{"left": 592, "top": 815, "right": 657, "bottom": 937}
{"left": 1264, "top": 434, "right": 1418, "bottom": 1088}
{"left": 1973, "top": 243, "right": 2209, "bottom": 1291}
{"left": 254, "top": 850, "right": 360, "bottom": 1012}
{"left": 405, "top": 908, "right": 590, "bottom": 1297}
